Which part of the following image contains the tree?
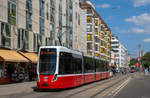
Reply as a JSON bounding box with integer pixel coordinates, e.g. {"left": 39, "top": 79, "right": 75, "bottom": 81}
{"left": 129, "top": 58, "right": 138, "bottom": 67}
{"left": 142, "top": 52, "right": 150, "bottom": 68}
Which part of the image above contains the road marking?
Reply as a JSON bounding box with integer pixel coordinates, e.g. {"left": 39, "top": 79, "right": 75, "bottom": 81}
{"left": 111, "top": 77, "right": 131, "bottom": 98}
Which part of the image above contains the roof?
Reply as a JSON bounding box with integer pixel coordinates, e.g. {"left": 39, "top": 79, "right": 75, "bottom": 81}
{"left": 0, "top": 49, "right": 29, "bottom": 62}
{"left": 19, "top": 52, "right": 38, "bottom": 63}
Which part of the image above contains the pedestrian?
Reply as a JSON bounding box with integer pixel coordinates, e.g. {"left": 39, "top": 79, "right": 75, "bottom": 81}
{"left": 12, "top": 70, "right": 18, "bottom": 82}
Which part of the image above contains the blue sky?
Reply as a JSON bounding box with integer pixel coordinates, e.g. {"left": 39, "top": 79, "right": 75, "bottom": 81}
{"left": 90, "top": 0, "right": 150, "bottom": 57}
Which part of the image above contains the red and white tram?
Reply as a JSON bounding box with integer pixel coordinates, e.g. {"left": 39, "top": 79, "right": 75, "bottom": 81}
{"left": 37, "top": 46, "right": 110, "bottom": 89}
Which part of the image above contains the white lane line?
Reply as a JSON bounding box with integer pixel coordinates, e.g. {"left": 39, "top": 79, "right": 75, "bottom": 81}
{"left": 111, "top": 77, "right": 131, "bottom": 98}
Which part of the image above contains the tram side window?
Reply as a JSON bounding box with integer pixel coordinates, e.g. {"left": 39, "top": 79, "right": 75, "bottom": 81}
{"left": 59, "top": 52, "right": 73, "bottom": 74}
{"left": 76, "top": 58, "right": 82, "bottom": 73}
{"left": 84, "top": 57, "right": 94, "bottom": 73}
{"left": 99, "top": 60, "right": 106, "bottom": 72}
{"left": 72, "top": 54, "right": 82, "bottom": 74}
{"left": 95, "top": 59, "right": 104, "bottom": 72}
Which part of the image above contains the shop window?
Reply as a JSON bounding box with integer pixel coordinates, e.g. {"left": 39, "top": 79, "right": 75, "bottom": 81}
{"left": 87, "top": 34, "right": 92, "bottom": 41}
{"left": 1, "top": 23, "right": 11, "bottom": 48}
{"left": 8, "top": 1, "right": 16, "bottom": 25}
{"left": 0, "top": 62, "right": 2, "bottom": 78}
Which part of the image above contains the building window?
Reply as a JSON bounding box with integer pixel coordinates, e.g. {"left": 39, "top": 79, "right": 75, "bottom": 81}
{"left": 94, "top": 19, "right": 98, "bottom": 26}
{"left": 39, "top": 0, "right": 45, "bottom": 34}
{"left": 26, "top": 0, "right": 32, "bottom": 11}
{"left": 95, "top": 44, "right": 98, "bottom": 51}
{"left": 17, "top": 29, "right": 29, "bottom": 50}
{"left": 26, "top": 12, "right": 32, "bottom": 30}
{"left": 46, "top": 3, "right": 49, "bottom": 20}
{"left": 8, "top": 1, "right": 16, "bottom": 25}
{"left": 40, "top": 18, "right": 44, "bottom": 34}
{"left": 94, "top": 36, "right": 99, "bottom": 43}
{"left": 50, "top": 23, "right": 54, "bottom": 45}
{"left": 87, "top": 34, "right": 92, "bottom": 41}
{"left": 40, "top": 0, "right": 44, "bottom": 17}
{"left": 78, "top": 14, "right": 80, "bottom": 25}
{"left": 87, "top": 16, "right": 92, "bottom": 23}
{"left": 87, "top": 24, "right": 92, "bottom": 32}
{"left": 88, "top": 51, "right": 92, "bottom": 55}
{"left": 94, "top": 53, "right": 98, "bottom": 57}
{"left": 26, "top": 0, "right": 32, "bottom": 30}
{"left": 1, "top": 23, "right": 11, "bottom": 47}
{"left": 46, "top": 37, "right": 51, "bottom": 46}
{"left": 87, "top": 43, "right": 92, "bottom": 50}
{"left": 87, "top": 7, "right": 92, "bottom": 14}
{"left": 50, "top": 0, "right": 55, "bottom": 23}
{"left": 95, "top": 28, "right": 98, "bottom": 35}
{"left": 33, "top": 33, "right": 38, "bottom": 51}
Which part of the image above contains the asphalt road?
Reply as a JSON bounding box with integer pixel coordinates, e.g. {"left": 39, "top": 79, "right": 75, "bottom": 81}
{"left": 3, "top": 73, "right": 149, "bottom": 98}
{"left": 114, "top": 73, "right": 150, "bottom": 98}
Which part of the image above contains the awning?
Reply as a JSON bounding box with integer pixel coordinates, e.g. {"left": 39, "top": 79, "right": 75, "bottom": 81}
{"left": 0, "top": 49, "right": 29, "bottom": 62}
{"left": 19, "top": 52, "right": 38, "bottom": 63}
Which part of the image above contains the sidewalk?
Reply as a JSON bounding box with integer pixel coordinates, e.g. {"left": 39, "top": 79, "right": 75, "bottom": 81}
{"left": 0, "top": 81, "right": 36, "bottom": 96}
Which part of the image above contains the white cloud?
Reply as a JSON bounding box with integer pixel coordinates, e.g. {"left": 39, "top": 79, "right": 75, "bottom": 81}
{"left": 133, "top": 0, "right": 150, "bottom": 7}
{"left": 125, "top": 13, "right": 150, "bottom": 26}
{"left": 124, "top": 13, "right": 150, "bottom": 34}
{"left": 143, "top": 38, "right": 150, "bottom": 43}
{"left": 120, "top": 27, "right": 148, "bottom": 34}
{"left": 130, "top": 28, "right": 146, "bottom": 34}
{"left": 96, "top": 4, "right": 111, "bottom": 8}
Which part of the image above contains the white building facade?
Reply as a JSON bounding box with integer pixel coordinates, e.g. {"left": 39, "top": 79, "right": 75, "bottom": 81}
{"left": 111, "top": 35, "right": 130, "bottom": 70}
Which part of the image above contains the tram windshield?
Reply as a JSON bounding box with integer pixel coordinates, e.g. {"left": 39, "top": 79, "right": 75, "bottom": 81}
{"left": 39, "top": 48, "right": 57, "bottom": 75}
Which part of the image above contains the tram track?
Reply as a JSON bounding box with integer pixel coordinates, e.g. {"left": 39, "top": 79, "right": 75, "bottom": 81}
{"left": 2, "top": 74, "right": 131, "bottom": 98}
{"left": 65, "top": 74, "right": 130, "bottom": 98}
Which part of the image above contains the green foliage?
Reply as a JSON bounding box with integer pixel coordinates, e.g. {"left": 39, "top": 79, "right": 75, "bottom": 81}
{"left": 129, "top": 58, "right": 138, "bottom": 67}
{"left": 142, "top": 52, "right": 150, "bottom": 68}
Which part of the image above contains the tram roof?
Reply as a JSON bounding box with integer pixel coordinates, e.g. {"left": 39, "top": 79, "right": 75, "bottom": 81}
{"left": 40, "top": 46, "right": 82, "bottom": 55}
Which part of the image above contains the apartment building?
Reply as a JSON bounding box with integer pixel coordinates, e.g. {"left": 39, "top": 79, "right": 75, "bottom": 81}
{"left": 111, "top": 35, "right": 130, "bottom": 71}
{"left": 0, "top": 0, "right": 81, "bottom": 83}
{"left": 80, "top": 1, "right": 111, "bottom": 61}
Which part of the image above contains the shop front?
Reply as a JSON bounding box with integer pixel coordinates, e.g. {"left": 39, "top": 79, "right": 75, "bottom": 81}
{"left": 0, "top": 49, "right": 29, "bottom": 84}
{"left": 18, "top": 51, "right": 38, "bottom": 81}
